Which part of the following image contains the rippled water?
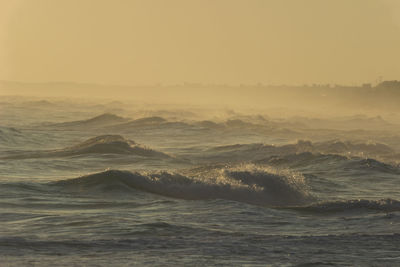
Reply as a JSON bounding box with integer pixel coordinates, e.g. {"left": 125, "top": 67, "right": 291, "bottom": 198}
{"left": 1, "top": 98, "right": 400, "bottom": 266}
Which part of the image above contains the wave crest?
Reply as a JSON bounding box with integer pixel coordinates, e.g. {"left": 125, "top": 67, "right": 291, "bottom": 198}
{"left": 54, "top": 165, "right": 312, "bottom": 206}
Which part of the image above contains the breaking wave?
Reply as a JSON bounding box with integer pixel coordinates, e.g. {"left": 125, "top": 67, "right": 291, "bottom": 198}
{"left": 53, "top": 165, "right": 313, "bottom": 207}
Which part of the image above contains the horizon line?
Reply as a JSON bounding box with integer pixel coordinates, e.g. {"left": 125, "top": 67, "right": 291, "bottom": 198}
{"left": 1, "top": 79, "right": 397, "bottom": 88}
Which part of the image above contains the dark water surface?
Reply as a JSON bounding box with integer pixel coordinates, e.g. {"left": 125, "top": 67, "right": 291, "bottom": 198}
{"left": 1, "top": 98, "right": 400, "bottom": 266}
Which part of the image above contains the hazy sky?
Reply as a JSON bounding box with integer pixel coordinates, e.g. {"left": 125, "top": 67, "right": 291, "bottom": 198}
{"left": 1, "top": 0, "right": 400, "bottom": 85}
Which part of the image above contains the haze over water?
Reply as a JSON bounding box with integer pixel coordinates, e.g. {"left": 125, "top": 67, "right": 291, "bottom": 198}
{"left": 1, "top": 1, "right": 400, "bottom": 266}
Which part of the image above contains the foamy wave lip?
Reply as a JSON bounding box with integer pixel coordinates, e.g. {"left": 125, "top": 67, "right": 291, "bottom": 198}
{"left": 54, "top": 164, "right": 313, "bottom": 207}
{"left": 293, "top": 198, "right": 400, "bottom": 213}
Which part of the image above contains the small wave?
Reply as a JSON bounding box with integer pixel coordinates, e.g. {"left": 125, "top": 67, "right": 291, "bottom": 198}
{"left": 107, "top": 116, "right": 167, "bottom": 129}
{"left": 53, "top": 165, "right": 313, "bottom": 206}
{"left": 65, "top": 135, "right": 139, "bottom": 155}
{"left": 212, "top": 139, "right": 393, "bottom": 156}
{"left": 205, "top": 139, "right": 395, "bottom": 165}
{"left": 257, "top": 152, "right": 347, "bottom": 166}
{"left": 311, "top": 140, "right": 394, "bottom": 156}
{"left": 106, "top": 116, "right": 196, "bottom": 132}
{"left": 257, "top": 152, "right": 400, "bottom": 174}
{"left": 292, "top": 198, "right": 400, "bottom": 213}
{"left": 128, "top": 116, "right": 167, "bottom": 125}
{"left": 48, "top": 113, "right": 128, "bottom": 128}
{"left": 0, "top": 126, "right": 25, "bottom": 144}
{"left": 1, "top": 135, "right": 171, "bottom": 159}
{"left": 343, "top": 158, "right": 400, "bottom": 174}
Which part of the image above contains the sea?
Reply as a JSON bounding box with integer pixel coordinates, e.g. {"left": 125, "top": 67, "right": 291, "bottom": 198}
{"left": 1, "top": 96, "right": 400, "bottom": 266}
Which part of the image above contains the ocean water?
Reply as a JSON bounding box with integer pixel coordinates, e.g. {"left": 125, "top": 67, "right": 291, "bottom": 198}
{"left": 1, "top": 97, "right": 400, "bottom": 266}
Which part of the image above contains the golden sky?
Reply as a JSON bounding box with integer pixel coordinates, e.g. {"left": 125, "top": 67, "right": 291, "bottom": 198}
{"left": 1, "top": 0, "right": 400, "bottom": 85}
